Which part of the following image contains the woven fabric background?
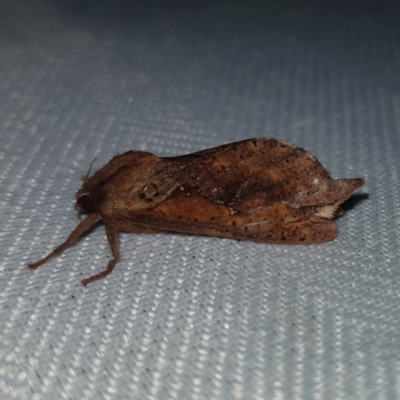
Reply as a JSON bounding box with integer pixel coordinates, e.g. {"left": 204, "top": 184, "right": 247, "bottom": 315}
{"left": 1, "top": 1, "right": 399, "bottom": 399}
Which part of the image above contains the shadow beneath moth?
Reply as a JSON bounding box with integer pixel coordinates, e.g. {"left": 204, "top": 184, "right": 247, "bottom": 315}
{"left": 29, "top": 138, "right": 364, "bottom": 285}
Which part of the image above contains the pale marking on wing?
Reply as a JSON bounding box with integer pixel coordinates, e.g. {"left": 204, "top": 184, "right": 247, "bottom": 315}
{"left": 315, "top": 205, "right": 337, "bottom": 219}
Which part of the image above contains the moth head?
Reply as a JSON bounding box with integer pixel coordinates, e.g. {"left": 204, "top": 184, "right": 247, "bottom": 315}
{"left": 74, "top": 151, "right": 162, "bottom": 214}
{"left": 74, "top": 159, "right": 99, "bottom": 213}
{"left": 75, "top": 190, "right": 95, "bottom": 213}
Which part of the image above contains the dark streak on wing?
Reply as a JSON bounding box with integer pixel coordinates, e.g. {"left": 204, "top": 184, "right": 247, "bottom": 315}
{"left": 157, "top": 138, "right": 327, "bottom": 207}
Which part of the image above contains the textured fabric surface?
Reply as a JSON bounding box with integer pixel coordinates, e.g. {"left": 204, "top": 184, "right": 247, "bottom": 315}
{"left": 1, "top": 1, "right": 399, "bottom": 399}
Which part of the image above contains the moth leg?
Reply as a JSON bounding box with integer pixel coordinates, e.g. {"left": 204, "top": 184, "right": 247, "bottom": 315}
{"left": 81, "top": 227, "right": 120, "bottom": 286}
{"left": 28, "top": 213, "right": 102, "bottom": 270}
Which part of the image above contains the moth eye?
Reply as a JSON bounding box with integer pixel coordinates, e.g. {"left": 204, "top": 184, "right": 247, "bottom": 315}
{"left": 313, "top": 178, "right": 320, "bottom": 185}
{"left": 77, "top": 195, "right": 94, "bottom": 212}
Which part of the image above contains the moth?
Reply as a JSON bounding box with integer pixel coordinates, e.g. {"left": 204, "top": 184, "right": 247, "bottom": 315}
{"left": 29, "top": 138, "right": 364, "bottom": 285}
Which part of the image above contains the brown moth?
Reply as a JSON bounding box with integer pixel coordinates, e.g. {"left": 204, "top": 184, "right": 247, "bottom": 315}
{"left": 29, "top": 138, "right": 364, "bottom": 285}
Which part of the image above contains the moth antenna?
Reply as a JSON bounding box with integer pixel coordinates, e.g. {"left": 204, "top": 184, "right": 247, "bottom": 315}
{"left": 28, "top": 213, "right": 102, "bottom": 270}
{"left": 82, "top": 158, "right": 97, "bottom": 182}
